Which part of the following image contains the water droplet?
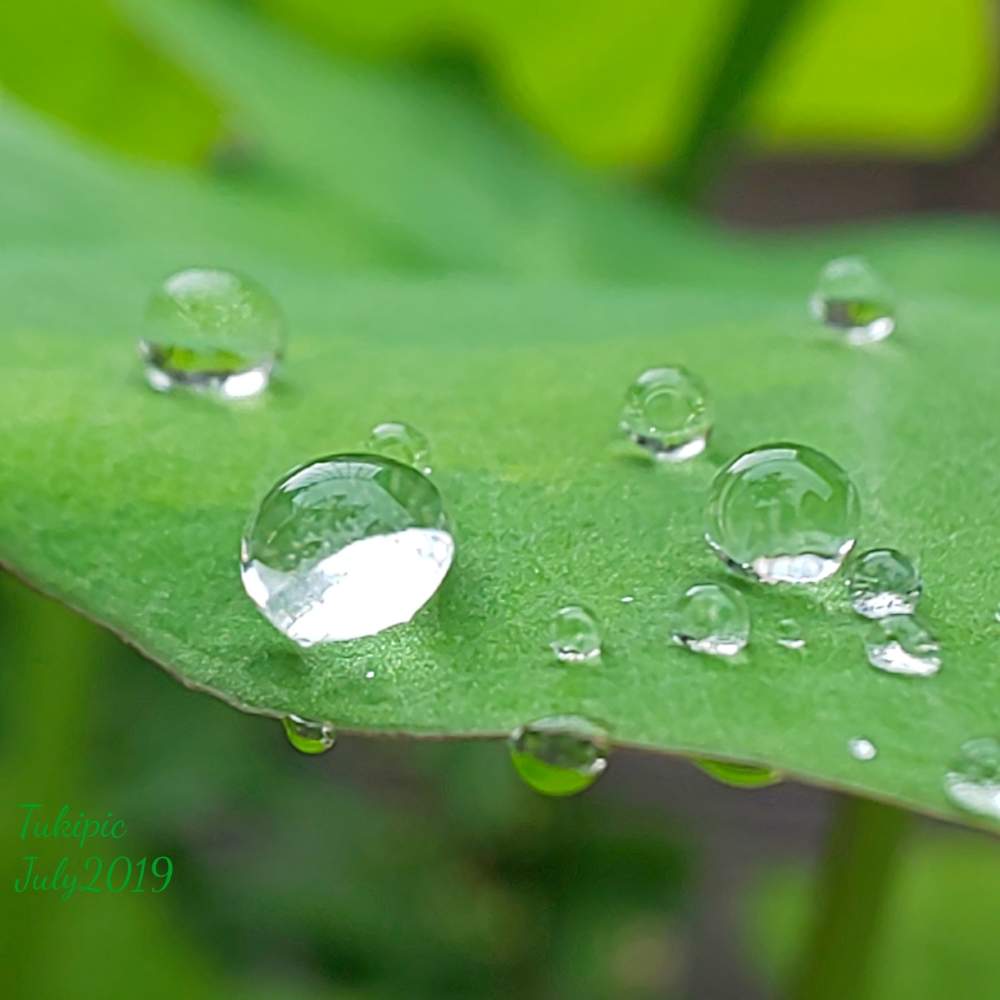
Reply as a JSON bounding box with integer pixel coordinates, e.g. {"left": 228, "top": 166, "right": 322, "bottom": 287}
{"left": 619, "top": 366, "right": 712, "bottom": 462}
{"left": 993, "top": 603, "right": 1000, "bottom": 624}
{"left": 864, "top": 615, "right": 940, "bottom": 677}
{"left": 509, "top": 716, "right": 609, "bottom": 797}
{"left": 776, "top": 617, "right": 805, "bottom": 650}
{"left": 140, "top": 268, "right": 285, "bottom": 398}
{"left": 620, "top": 595, "right": 635, "bottom": 604}
{"left": 282, "top": 715, "right": 335, "bottom": 754}
{"left": 848, "top": 737, "right": 878, "bottom": 761}
{"left": 241, "top": 454, "right": 454, "bottom": 646}
{"left": 944, "top": 737, "right": 1000, "bottom": 821}
{"left": 364, "top": 670, "right": 375, "bottom": 680}
{"left": 366, "top": 421, "right": 432, "bottom": 475}
{"left": 670, "top": 583, "right": 749, "bottom": 657}
{"left": 847, "top": 548, "right": 921, "bottom": 618}
{"left": 809, "top": 256, "right": 895, "bottom": 345}
{"left": 549, "top": 605, "right": 601, "bottom": 663}
{"left": 694, "top": 759, "right": 782, "bottom": 788}
{"left": 706, "top": 443, "right": 860, "bottom": 584}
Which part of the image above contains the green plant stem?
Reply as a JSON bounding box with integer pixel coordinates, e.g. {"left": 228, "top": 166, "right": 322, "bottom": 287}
{"left": 787, "top": 795, "right": 911, "bottom": 1000}
{"left": 662, "top": 0, "right": 814, "bottom": 207}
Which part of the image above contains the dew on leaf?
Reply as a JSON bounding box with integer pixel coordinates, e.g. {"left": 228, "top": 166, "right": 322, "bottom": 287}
{"left": 618, "top": 366, "right": 712, "bottom": 462}
{"left": 509, "top": 716, "right": 609, "bottom": 797}
{"left": 140, "top": 267, "right": 285, "bottom": 399}
{"left": 241, "top": 454, "right": 454, "bottom": 646}
{"left": 670, "top": 582, "right": 750, "bottom": 657}
{"left": 706, "top": 443, "right": 860, "bottom": 584}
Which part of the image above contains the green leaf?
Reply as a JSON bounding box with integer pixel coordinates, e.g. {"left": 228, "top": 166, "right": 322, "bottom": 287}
{"left": 1, "top": 0, "right": 998, "bottom": 829}
{"left": 253, "top": 0, "right": 995, "bottom": 167}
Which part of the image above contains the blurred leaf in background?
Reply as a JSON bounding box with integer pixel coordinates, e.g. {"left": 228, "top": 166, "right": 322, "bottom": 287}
{"left": 0, "top": 0, "right": 993, "bottom": 170}
{"left": 748, "top": 832, "right": 1000, "bottom": 999}
{"left": 253, "top": 0, "right": 997, "bottom": 168}
{"left": 0, "top": 0, "right": 221, "bottom": 163}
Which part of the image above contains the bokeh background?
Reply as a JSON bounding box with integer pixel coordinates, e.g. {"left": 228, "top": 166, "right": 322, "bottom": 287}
{"left": 2, "top": 1, "right": 1000, "bottom": 997}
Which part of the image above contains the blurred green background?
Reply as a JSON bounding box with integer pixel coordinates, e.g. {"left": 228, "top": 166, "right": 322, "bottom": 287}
{"left": 2, "top": 1, "right": 999, "bottom": 997}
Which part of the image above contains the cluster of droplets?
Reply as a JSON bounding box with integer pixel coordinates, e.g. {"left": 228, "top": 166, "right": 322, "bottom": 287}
{"left": 136, "top": 260, "right": 989, "bottom": 820}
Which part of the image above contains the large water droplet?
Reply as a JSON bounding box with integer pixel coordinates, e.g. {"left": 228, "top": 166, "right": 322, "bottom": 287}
{"left": 366, "top": 421, "right": 432, "bottom": 475}
{"left": 241, "top": 454, "right": 454, "bottom": 645}
{"left": 864, "top": 615, "right": 940, "bottom": 677}
{"left": 944, "top": 737, "right": 1000, "bottom": 821}
{"left": 549, "top": 605, "right": 601, "bottom": 663}
{"left": 619, "top": 366, "right": 712, "bottom": 462}
{"left": 847, "top": 548, "right": 921, "bottom": 618}
{"left": 282, "top": 715, "right": 336, "bottom": 754}
{"left": 140, "top": 268, "right": 285, "bottom": 398}
{"left": 706, "top": 443, "right": 860, "bottom": 584}
{"left": 509, "top": 716, "right": 609, "bottom": 796}
{"left": 670, "top": 583, "right": 749, "bottom": 656}
{"left": 809, "top": 256, "right": 895, "bottom": 345}
{"left": 848, "top": 737, "right": 878, "bottom": 761}
{"left": 776, "top": 617, "right": 805, "bottom": 650}
{"left": 694, "top": 758, "right": 782, "bottom": 788}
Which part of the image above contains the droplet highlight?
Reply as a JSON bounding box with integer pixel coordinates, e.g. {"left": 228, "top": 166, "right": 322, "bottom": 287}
{"left": 670, "top": 583, "right": 750, "bottom": 657}
{"left": 809, "top": 256, "right": 895, "bottom": 345}
{"left": 619, "top": 366, "right": 712, "bottom": 462}
{"left": 848, "top": 548, "right": 921, "bottom": 618}
{"left": 864, "top": 615, "right": 940, "bottom": 677}
{"left": 140, "top": 267, "right": 285, "bottom": 398}
{"left": 241, "top": 454, "right": 454, "bottom": 646}
{"left": 509, "top": 716, "right": 609, "bottom": 797}
{"left": 848, "top": 737, "right": 878, "bottom": 761}
{"left": 366, "top": 421, "right": 432, "bottom": 475}
{"left": 694, "top": 759, "right": 782, "bottom": 788}
{"left": 776, "top": 617, "right": 805, "bottom": 650}
{"left": 944, "top": 737, "right": 1000, "bottom": 822}
{"left": 706, "top": 443, "right": 860, "bottom": 584}
{"left": 549, "top": 605, "right": 601, "bottom": 663}
{"left": 282, "top": 715, "right": 336, "bottom": 754}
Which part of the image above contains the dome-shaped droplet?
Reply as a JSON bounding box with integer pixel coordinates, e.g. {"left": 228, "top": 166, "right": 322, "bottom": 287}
{"left": 366, "top": 421, "right": 432, "bottom": 475}
{"left": 282, "top": 715, "right": 336, "bottom": 754}
{"left": 706, "top": 443, "right": 860, "bottom": 584}
{"left": 809, "top": 256, "right": 895, "bottom": 345}
{"left": 140, "top": 267, "right": 285, "bottom": 398}
{"left": 848, "top": 737, "right": 878, "bottom": 761}
{"left": 847, "top": 548, "right": 921, "bottom": 618}
{"left": 241, "top": 454, "right": 454, "bottom": 646}
{"left": 619, "top": 366, "right": 712, "bottom": 462}
{"left": 509, "top": 716, "right": 609, "bottom": 796}
{"left": 670, "top": 582, "right": 750, "bottom": 656}
{"left": 549, "top": 605, "right": 601, "bottom": 663}
{"left": 776, "top": 617, "right": 805, "bottom": 650}
{"left": 693, "top": 758, "right": 782, "bottom": 788}
{"left": 864, "top": 615, "right": 940, "bottom": 677}
{"left": 944, "top": 737, "right": 1000, "bottom": 822}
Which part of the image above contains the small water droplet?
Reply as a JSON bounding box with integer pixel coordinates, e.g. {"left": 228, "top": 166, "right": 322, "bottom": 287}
{"left": 776, "top": 617, "right": 805, "bottom": 650}
{"left": 848, "top": 737, "right": 878, "bottom": 761}
{"left": 282, "top": 715, "right": 335, "bottom": 754}
{"left": 366, "top": 421, "right": 432, "bottom": 475}
{"left": 620, "top": 595, "right": 635, "bottom": 604}
{"left": 694, "top": 759, "right": 782, "bottom": 788}
{"left": 670, "top": 583, "right": 749, "bottom": 656}
{"left": 364, "top": 670, "right": 375, "bottom": 680}
{"left": 241, "top": 454, "right": 454, "bottom": 645}
{"left": 706, "top": 443, "right": 860, "bottom": 584}
{"left": 809, "top": 256, "right": 895, "bottom": 345}
{"left": 944, "top": 737, "right": 1000, "bottom": 821}
{"left": 848, "top": 548, "right": 921, "bottom": 618}
{"left": 993, "top": 603, "right": 1000, "bottom": 624}
{"left": 140, "top": 268, "right": 285, "bottom": 398}
{"left": 549, "top": 605, "right": 601, "bottom": 663}
{"left": 619, "top": 366, "right": 712, "bottom": 462}
{"left": 864, "top": 615, "right": 940, "bottom": 677}
{"left": 509, "top": 716, "right": 609, "bottom": 797}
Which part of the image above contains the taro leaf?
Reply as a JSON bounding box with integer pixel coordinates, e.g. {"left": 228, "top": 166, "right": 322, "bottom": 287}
{"left": 1, "top": 0, "right": 999, "bottom": 829}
